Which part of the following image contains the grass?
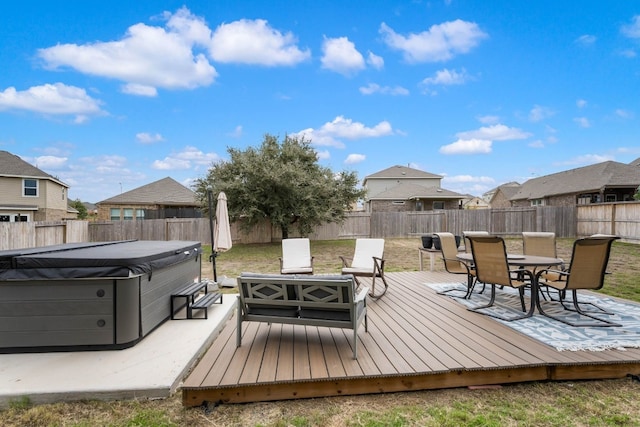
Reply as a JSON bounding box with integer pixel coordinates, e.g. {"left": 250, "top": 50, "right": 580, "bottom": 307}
{"left": 3, "top": 237, "right": 640, "bottom": 427}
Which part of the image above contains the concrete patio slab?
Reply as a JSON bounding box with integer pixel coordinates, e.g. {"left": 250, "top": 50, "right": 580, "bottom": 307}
{"left": 0, "top": 293, "right": 236, "bottom": 408}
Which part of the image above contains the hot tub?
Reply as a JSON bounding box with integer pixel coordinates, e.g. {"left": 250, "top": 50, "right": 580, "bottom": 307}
{"left": 0, "top": 240, "right": 202, "bottom": 353}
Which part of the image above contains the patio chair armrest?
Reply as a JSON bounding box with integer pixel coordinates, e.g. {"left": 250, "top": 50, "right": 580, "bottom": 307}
{"left": 354, "top": 286, "right": 369, "bottom": 303}
{"left": 339, "top": 255, "right": 352, "bottom": 268}
{"left": 372, "top": 256, "right": 385, "bottom": 273}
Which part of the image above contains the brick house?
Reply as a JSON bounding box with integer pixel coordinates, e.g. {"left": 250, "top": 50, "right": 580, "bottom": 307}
{"left": 363, "top": 165, "right": 465, "bottom": 212}
{"left": 0, "top": 150, "right": 74, "bottom": 222}
{"left": 96, "top": 177, "right": 202, "bottom": 220}
{"left": 510, "top": 160, "right": 640, "bottom": 207}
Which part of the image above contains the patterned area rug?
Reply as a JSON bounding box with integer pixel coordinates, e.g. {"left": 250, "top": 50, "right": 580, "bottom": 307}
{"left": 428, "top": 282, "right": 640, "bottom": 351}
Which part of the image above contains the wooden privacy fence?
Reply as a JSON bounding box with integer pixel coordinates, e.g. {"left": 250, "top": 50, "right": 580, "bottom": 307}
{"left": 1, "top": 202, "right": 638, "bottom": 250}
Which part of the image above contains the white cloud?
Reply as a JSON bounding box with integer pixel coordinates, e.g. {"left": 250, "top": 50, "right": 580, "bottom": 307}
{"left": 574, "top": 117, "right": 591, "bottom": 128}
{"left": 575, "top": 34, "right": 596, "bottom": 46}
{"left": 315, "top": 150, "right": 330, "bottom": 160}
{"left": 379, "top": 20, "right": 488, "bottom": 63}
{"left": 345, "top": 153, "right": 366, "bottom": 164}
{"left": 30, "top": 155, "right": 68, "bottom": 170}
{"left": 136, "top": 132, "right": 164, "bottom": 143}
{"left": 444, "top": 174, "right": 495, "bottom": 184}
{"left": 621, "top": 15, "right": 640, "bottom": 39}
{"left": 618, "top": 48, "right": 637, "bottom": 58}
{"left": 528, "top": 140, "right": 545, "bottom": 148}
{"left": 38, "top": 7, "right": 217, "bottom": 95}
{"left": 615, "top": 109, "right": 633, "bottom": 119}
{"left": 439, "top": 138, "right": 492, "bottom": 154}
{"left": 477, "top": 115, "right": 500, "bottom": 124}
{"left": 576, "top": 99, "right": 587, "bottom": 108}
{"left": 359, "top": 83, "right": 409, "bottom": 96}
{"left": 320, "top": 36, "right": 365, "bottom": 76}
{"left": 0, "top": 83, "right": 104, "bottom": 119}
{"left": 456, "top": 124, "right": 531, "bottom": 141}
{"left": 557, "top": 154, "right": 613, "bottom": 167}
{"left": 529, "top": 105, "right": 554, "bottom": 122}
{"left": 210, "top": 19, "right": 310, "bottom": 66}
{"left": 227, "top": 125, "right": 243, "bottom": 138}
{"left": 367, "top": 51, "right": 384, "bottom": 69}
{"left": 152, "top": 146, "right": 221, "bottom": 170}
{"left": 292, "top": 116, "right": 394, "bottom": 148}
{"left": 421, "top": 68, "right": 470, "bottom": 93}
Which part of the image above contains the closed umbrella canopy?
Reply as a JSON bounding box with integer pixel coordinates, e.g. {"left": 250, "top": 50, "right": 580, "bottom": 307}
{"left": 214, "top": 191, "right": 232, "bottom": 252}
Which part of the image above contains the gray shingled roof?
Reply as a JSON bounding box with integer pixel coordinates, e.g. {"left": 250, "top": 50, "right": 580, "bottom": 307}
{"left": 0, "top": 150, "right": 68, "bottom": 186}
{"left": 511, "top": 161, "right": 640, "bottom": 200}
{"left": 97, "top": 177, "right": 197, "bottom": 205}
{"left": 370, "top": 183, "right": 464, "bottom": 200}
{"left": 363, "top": 165, "right": 442, "bottom": 183}
{"left": 630, "top": 157, "right": 640, "bottom": 167}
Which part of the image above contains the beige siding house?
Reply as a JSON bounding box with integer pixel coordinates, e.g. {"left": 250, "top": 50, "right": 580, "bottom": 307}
{"left": 96, "top": 177, "right": 201, "bottom": 221}
{"left": 363, "top": 165, "right": 465, "bottom": 212}
{"left": 0, "top": 150, "right": 73, "bottom": 222}
{"left": 510, "top": 160, "right": 640, "bottom": 207}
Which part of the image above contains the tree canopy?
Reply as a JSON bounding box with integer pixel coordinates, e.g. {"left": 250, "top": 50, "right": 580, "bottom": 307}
{"left": 193, "top": 134, "right": 366, "bottom": 239}
{"left": 69, "top": 199, "right": 88, "bottom": 219}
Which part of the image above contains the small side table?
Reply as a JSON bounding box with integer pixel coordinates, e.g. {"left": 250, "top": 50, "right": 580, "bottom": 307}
{"left": 418, "top": 247, "right": 440, "bottom": 271}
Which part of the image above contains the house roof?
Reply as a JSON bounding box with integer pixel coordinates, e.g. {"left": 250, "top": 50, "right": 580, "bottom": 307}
{"left": 97, "top": 177, "right": 198, "bottom": 206}
{"left": 511, "top": 161, "right": 640, "bottom": 200}
{"left": 363, "top": 165, "right": 442, "bottom": 184}
{"left": 370, "top": 182, "right": 464, "bottom": 200}
{"left": 0, "top": 150, "right": 68, "bottom": 187}
{"left": 630, "top": 157, "right": 640, "bottom": 167}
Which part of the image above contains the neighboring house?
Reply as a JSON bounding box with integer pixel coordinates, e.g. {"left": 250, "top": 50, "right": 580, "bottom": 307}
{"left": 463, "top": 196, "right": 490, "bottom": 210}
{"left": 96, "top": 177, "right": 202, "bottom": 220}
{"left": 485, "top": 182, "right": 521, "bottom": 209}
{"left": 362, "top": 165, "right": 465, "bottom": 212}
{"left": 510, "top": 160, "right": 640, "bottom": 207}
{"left": 0, "top": 150, "right": 74, "bottom": 222}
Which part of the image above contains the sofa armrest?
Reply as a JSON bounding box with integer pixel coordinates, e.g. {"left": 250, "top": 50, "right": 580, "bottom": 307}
{"left": 354, "top": 287, "right": 369, "bottom": 303}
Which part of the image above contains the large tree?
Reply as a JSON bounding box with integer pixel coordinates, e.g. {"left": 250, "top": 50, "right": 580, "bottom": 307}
{"left": 194, "top": 134, "right": 366, "bottom": 239}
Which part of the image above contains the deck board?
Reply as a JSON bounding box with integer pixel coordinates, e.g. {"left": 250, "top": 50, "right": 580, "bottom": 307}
{"left": 182, "top": 271, "right": 640, "bottom": 406}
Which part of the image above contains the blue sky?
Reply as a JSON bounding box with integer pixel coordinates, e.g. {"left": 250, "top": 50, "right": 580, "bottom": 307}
{"left": 1, "top": 1, "right": 639, "bottom": 203}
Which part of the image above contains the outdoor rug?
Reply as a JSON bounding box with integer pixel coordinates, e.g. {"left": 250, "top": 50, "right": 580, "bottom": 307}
{"left": 428, "top": 282, "right": 640, "bottom": 352}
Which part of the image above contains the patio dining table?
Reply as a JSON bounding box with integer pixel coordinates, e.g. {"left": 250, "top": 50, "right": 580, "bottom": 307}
{"left": 456, "top": 252, "right": 564, "bottom": 318}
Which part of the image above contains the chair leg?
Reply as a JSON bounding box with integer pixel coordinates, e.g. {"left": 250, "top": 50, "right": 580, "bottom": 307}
{"left": 537, "top": 290, "right": 621, "bottom": 327}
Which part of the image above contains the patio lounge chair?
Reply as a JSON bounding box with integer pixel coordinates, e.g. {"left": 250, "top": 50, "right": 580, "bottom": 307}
{"left": 340, "top": 238, "right": 388, "bottom": 299}
{"left": 467, "top": 235, "right": 534, "bottom": 321}
{"left": 434, "top": 232, "right": 479, "bottom": 299}
{"left": 280, "top": 238, "right": 314, "bottom": 274}
{"left": 535, "top": 236, "right": 621, "bottom": 327}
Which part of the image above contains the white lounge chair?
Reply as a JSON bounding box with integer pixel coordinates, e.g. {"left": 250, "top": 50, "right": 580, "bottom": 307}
{"left": 340, "top": 238, "right": 388, "bottom": 299}
{"left": 280, "top": 238, "right": 314, "bottom": 274}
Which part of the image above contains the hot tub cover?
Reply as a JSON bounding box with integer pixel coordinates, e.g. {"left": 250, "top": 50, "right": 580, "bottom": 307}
{"left": 0, "top": 240, "right": 201, "bottom": 280}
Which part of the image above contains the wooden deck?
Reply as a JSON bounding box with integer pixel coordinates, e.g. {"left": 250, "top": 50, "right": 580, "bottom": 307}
{"left": 181, "top": 271, "right": 640, "bottom": 406}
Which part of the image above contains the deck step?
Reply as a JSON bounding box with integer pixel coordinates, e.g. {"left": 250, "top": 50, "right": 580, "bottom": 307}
{"left": 171, "top": 281, "right": 208, "bottom": 320}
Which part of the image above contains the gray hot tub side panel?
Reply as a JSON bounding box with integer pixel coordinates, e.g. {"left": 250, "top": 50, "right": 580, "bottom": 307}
{"left": 0, "top": 240, "right": 202, "bottom": 352}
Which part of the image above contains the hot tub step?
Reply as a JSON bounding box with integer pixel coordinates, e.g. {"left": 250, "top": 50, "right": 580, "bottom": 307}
{"left": 191, "top": 292, "right": 223, "bottom": 319}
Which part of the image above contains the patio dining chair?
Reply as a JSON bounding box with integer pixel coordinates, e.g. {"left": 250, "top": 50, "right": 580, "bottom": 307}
{"left": 522, "top": 231, "right": 564, "bottom": 300}
{"left": 280, "top": 238, "right": 314, "bottom": 274}
{"left": 535, "top": 236, "right": 621, "bottom": 327}
{"left": 463, "top": 231, "right": 489, "bottom": 253}
{"left": 467, "top": 235, "right": 535, "bottom": 321}
{"left": 434, "top": 232, "right": 479, "bottom": 299}
{"left": 340, "top": 238, "right": 388, "bottom": 299}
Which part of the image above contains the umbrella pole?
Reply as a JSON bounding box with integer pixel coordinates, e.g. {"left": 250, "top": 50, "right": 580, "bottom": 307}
{"left": 207, "top": 188, "right": 218, "bottom": 282}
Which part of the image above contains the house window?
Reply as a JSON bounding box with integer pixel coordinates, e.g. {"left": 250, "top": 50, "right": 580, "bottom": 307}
{"left": 110, "top": 208, "right": 121, "bottom": 220}
{"left": 0, "top": 216, "right": 9, "bottom": 222}
{"left": 531, "top": 199, "right": 544, "bottom": 206}
{"left": 23, "top": 179, "right": 38, "bottom": 197}
{"left": 62, "top": 188, "right": 65, "bottom": 200}
{"left": 433, "top": 201, "right": 444, "bottom": 210}
{"left": 392, "top": 201, "right": 405, "bottom": 205}
{"left": 415, "top": 201, "right": 423, "bottom": 211}
{"left": 605, "top": 194, "right": 616, "bottom": 202}
{"left": 577, "top": 195, "right": 591, "bottom": 205}
{"left": 123, "top": 208, "right": 134, "bottom": 220}
{"left": 136, "top": 210, "right": 145, "bottom": 220}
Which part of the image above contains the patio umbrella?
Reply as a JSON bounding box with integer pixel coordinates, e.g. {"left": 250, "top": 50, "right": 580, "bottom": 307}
{"left": 207, "top": 190, "right": 232, "bottom": 282}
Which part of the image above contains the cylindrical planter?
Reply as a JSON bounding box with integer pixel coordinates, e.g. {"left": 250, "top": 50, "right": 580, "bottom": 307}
{"left": 421, "top": 235, "right": 433, "bottom": 249}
